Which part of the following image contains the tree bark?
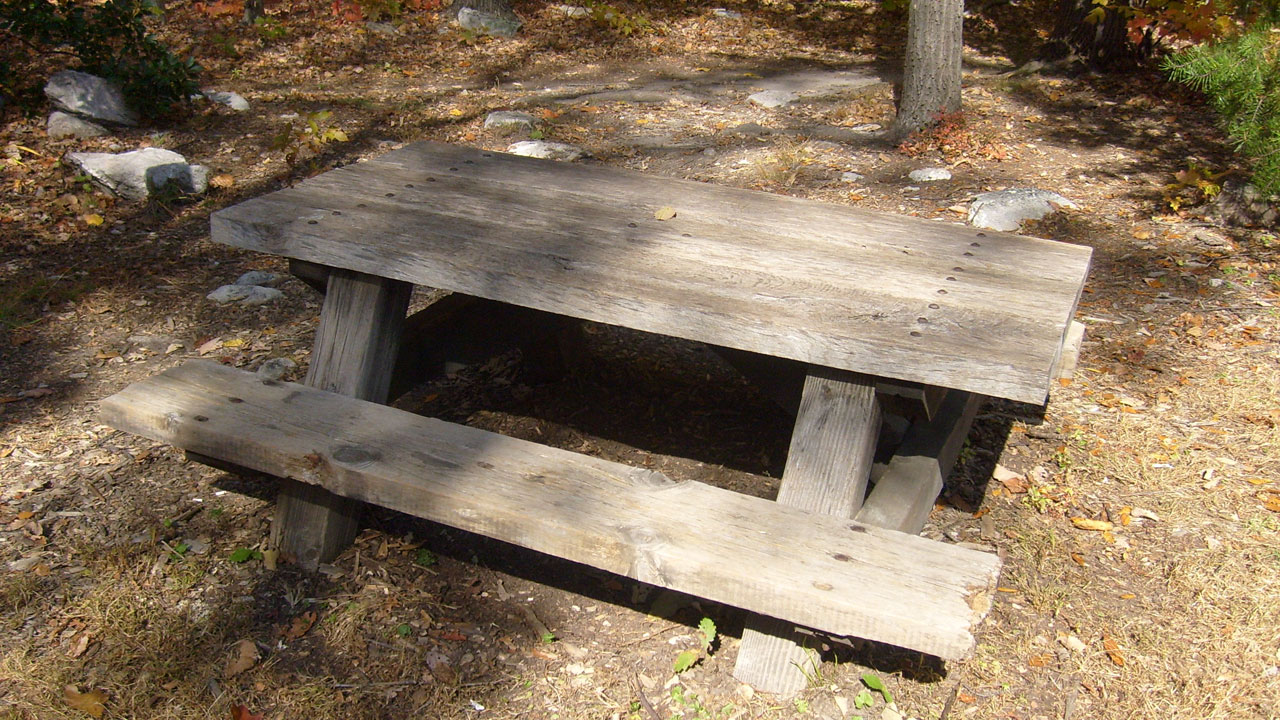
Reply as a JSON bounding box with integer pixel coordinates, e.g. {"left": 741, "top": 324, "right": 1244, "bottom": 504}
{"left": 891, "top": 0, "right": 963, "bottom": 141}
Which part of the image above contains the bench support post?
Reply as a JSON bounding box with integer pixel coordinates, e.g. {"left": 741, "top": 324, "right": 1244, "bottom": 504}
{"left": 270, "top": 268, "right": 411, "bottom": 570}
{"left": 733, "top": 368, "right": 881, "bottom": 695}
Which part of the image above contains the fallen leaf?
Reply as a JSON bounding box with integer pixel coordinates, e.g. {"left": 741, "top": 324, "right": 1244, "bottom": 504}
{"left": 196, "top": 338, "right": 224, "bottom": 355}
{"left": 1246, "top": 477, "right": 1272, "bottom": 485}
{"left": 209, "top": 174, "right": 236, "bottom": 189}
{"left": 1028, "top": 653, "right": 1053, "bottom": 667}
{"left": 1102, "top": 635, "right": 1125, "bottom": 666}
{"left": 1071, "top": 517, "right": 1114, "bottom": 532}
{"left": 20, "top": 387, "right": 53, "bottom": 399}
{"left": 1059, "top": 634, "right": 1087, "bottom": 653}
{"left": 63, "top": 686, "right": 106, "bottom": 718}
{"left": 224, "top": 639, "right": 260, "bottom": 678}
{"left": 17, "top": 511, "right": 34, "bottom": 520}
{"left": 83, "top": 214, "right": 104, "bottom": 226}
{"left": 1070, "top": 552, "right": 1086, "bottom": 567}
{"left": 654, "top": 206, "right": 677, "bottom": 221}
{"left": 1262, "top": 493, "right": 1280, "bottom": 513}
{"left": 284, "top": 611, "right": 317, "bottom": 640}
{"left": 230, "top": 704, "right": 264, "bottom": 720}
{"left": 440, "top": 631, "right": 467, "bottom": 642}
{"left": 957, "top": 692, "right": 976, "bottom": 703}
{"left": 67, "top": 632, "right": 92, "bottom": 658}
{"left": 262, "top": 548, "right": 278, "bottom": 571}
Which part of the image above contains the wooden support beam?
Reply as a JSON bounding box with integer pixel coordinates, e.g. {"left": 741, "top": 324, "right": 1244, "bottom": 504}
{"left": 288, "top": 258, "right": 331, "bottom": 295}
{"left": 733, "top": 368, "right": 882, "bottom": 696}
{"left": 856, "top": 391, "right": 982, "bottom": 534}
{"left": 271, "top": 269, "right": 411, "bottom": 570}
{"left": 101, "top": 361, "right": 1001, "bottom": 660}
{"left": 1051, "top": 320, "right": 1086, "bottom": 382}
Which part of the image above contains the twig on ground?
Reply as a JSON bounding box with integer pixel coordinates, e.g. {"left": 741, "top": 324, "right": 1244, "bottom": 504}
{"left": 633, "top": 674, "right": 662, "bottom": 720}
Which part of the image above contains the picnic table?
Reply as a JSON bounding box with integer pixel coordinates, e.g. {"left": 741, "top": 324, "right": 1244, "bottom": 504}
{"left": 101, "top": 141, "right": 1092, "bottom": 694}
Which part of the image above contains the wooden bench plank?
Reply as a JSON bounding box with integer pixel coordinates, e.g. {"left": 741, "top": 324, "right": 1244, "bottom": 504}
{"left": 100, "top": 361, "right": 1001, "bottom": 660}
{"left": 212, "top": 142, "right": 1092, "bottom": 404}
{"left": 735, "top": 369, "right": 882, "bottom": 694}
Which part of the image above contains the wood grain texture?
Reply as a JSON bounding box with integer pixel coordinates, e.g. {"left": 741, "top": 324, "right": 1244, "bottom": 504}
{"left": 735, "top": 369, "right": 882, "bottom": 694}
{"left": 856, "top": 391, "right": 982, "bottom": 534}
{"left": 271, "top": 269, "right": 412, "bottom": 570}
{"left": 100, "top": 361, "right": 1002, "bottom": 660}
{"left": 211, "top": 141, "right": 1092, "bottom": 404}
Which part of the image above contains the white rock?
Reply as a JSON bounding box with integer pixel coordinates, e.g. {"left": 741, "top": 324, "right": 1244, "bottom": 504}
{"left": 909, "top": 167, "right": 951, "bottom": 182}
{"left": 207, "top": 284, "right": 282, "bottom": 305}
{"left": 506, "top": 140, "right": 585, "bottom": 161}
{"left": 456, "top": 6, "right": 522, "bottom": 36}
{"left": 365, "top": 20, "right": 400, "bottom": 35}
{"left": 44, "top": 70, "right": 138, "bottom": 126}
{"left": 967, "top": 188, "right": 1077, "bottom": 232}
{"left": 554, "top": 4, "right": 589, "bottom": 17}
{"left": 65, "top": 148, "right": 208, "bottom": 201}
{"left": 748, "top": 89, "right": 797, "bottom": 109}
{"left": 484, "top": 110, "right": 536, "bottom": 135}
{"left": 841, "top": 171, "right": 865, "bottom": 183}
{"left": 47, "top": 111, "right": 108, "bottom": 139}
{"left": 203, "top": 90, "right": 250, "bottom": 111}
{"left": 234, "top": 270, "right": 280, "bottom": 287}
{"left": 712, "top": 8, "right": 743, "bottom": 18}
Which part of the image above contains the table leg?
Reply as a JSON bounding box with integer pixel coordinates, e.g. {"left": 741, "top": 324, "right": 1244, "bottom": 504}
{"left": 733, "top": 367, "right": 881, "bottom": 695}
{"left": 270, "top": 268, "right": 412, "bottom": 570}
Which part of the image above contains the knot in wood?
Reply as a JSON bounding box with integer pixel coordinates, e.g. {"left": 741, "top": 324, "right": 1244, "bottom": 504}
{"left": 331, "top": 444, "right": 381, "bottom": 466}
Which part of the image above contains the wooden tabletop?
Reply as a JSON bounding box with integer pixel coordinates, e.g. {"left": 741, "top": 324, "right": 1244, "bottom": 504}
{"left": 212, "top": 141, "right": 1092, "bottom": 404}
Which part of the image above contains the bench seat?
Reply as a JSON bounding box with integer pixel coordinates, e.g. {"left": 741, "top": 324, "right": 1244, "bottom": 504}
{"left": 100, "top": 361, "right": 1001, "bottom": 660}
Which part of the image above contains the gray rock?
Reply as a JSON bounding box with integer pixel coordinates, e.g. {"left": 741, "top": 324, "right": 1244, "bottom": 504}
{"left": 456, "top": 6, "right": 522, "bottom": 36}
{"left": 841, "top": 171, "right": 865, "bottom": 183}
{"left": 146, "top": 161, "right": 209, "bottom": 197}
{"left": 203, "top": 90, "right": 250, "bottom": 111}
{"left": 234, "top": 270, "right": 281, "bottom": 287}
{"left": 554, "top": 4, "right": 589, "bottom": 16}
{"left": 1209, "top": 180, "right": 1278, "bottom": 228}
{"left": 712, "top": 7, "right": 743, "bottom": 18}
{"left": 44, "top": 70, "right": 138, "bottom": 126}
{"left": 65, "top": 148, "right": 209, "bottom": 201}
{"left": 47, "top": 111, "right": 108, "bottom": 139}
{"left": 967, "top": 188, "right": 1077, "bottom": 232}
{"left": 506, "top": 140, "right": 585, "bottom": 161}
{"left": 724, "top": 122, "right": 771, "bottom": 137}
{"left": 484, "top": 110, "right": 536, "bottom": 135}
{"left": 365, "top": 20, "right": 400, "bottom": 35}
{"left": 257, "top": 357, "right": 297, "bottom": 380}
{"left": 207, "top": 284, "right": 283, "bottom": 306}
{"left": 1193, "top": 227, "right": 1233, "bottom": 249}
{"left": 909, "top": 167, "right": 951, "bottom": 182}
{"left": 748, "top": 89, "right": 797, "bottom": 109}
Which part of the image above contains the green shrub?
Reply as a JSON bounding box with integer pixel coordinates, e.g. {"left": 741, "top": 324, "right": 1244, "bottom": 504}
{"left": 1, "top": 0, "right": 200, "bottom": 120}
{"left": 1165, "top": 25, "right": 1280, "bottom": 195}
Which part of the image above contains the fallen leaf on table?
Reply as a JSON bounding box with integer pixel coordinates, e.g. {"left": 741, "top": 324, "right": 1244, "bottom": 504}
{"left": 224, "top": 639, "right": 260, "bottom": 678}
{"left": 654, "top": 206, "right": 677, "bottom": 221}
{"left": 63, "top": 685, "right": 106, "bottom": 718}
{"left": 1071, "top": 517, "right": 1114, "bottom": 532}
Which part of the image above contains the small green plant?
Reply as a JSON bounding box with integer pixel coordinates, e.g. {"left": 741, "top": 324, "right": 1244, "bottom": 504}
{"left": 860, "top": 673, "right": 893, "bottom": 704}
{"left": 166, "top": 541, "right": 190, "bottom": 561}
{"left": 1162, "top": 160, "right": 1226, "bottom": 211}
{"left": 1, "top": 0, "right": 200, "bottom": 118}
{"left": 228, "top": 547, "right": 263, "bottom": 563}
{"left": 673, "top": 617, "right": 717, "bottom": 673}
{"left": 394, "top": 623, "right": 412, "bottom": 637}
{"left": 270, "top": 111, "right": 350, "bottom": 166}
{"left": 253, "top": 15, "right": 286, "bottom": 41}
{"left": 793, "top": 698, "right": 810, "bottom": 714}
{"left": 540, "top": 631, "right": 556, "bottom": 644}
{"left": 413, "top": 548, "right": 437, "bottom": 567}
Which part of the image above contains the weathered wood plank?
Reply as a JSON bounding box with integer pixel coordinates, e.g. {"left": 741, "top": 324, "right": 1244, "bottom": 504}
{"left": 1051, "top": 320, "right": 1086, "bottom": 381}
{"left": 100, "top": 361, "right": 1001, "bottom": 660}
{"left": 735, "top": 369, "right": 882, "bottom": 695}
{"left": 855, "top": 391, "right": 983, "bottom": 534}
{"left": 272, "top": 269, "right": 411, "bottom": 570}
{"left": 211, "top": 142, "right": 1092, "bottom": 404}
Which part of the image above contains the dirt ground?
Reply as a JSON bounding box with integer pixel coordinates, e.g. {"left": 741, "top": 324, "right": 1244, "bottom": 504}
{"left": 2, "top": 1, "right": 1279, "bottom": 718}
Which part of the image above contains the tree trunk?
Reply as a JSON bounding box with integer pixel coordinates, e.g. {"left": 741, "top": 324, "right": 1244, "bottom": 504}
{"left": 891, "top": 0, "right": 963, "bottom": 141}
